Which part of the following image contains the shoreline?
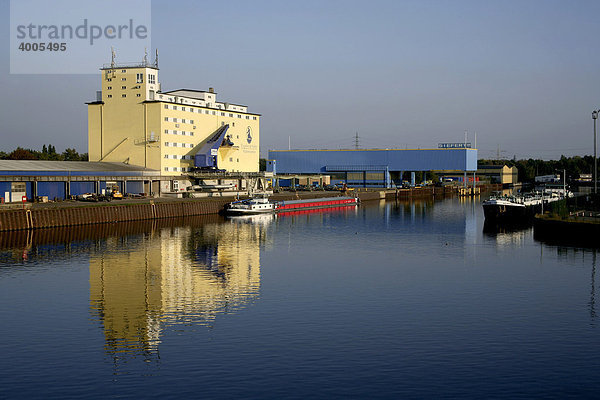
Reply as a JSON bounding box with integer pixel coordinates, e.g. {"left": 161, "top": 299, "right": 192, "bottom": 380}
{"left": 0, "top": 185, "right": 499, "bottom": 231}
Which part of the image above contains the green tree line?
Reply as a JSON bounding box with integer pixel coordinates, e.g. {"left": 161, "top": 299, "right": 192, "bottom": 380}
{"left": 0, "top": 145, "right": 88, "bottom": 161}
{"left": 479, "top": 155, "right": 596, "bottom": 182}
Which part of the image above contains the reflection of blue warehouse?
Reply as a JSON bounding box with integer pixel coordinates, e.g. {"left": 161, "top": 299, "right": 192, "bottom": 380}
{"left": 267, "top": 148, "right": 477, "bottom": 188}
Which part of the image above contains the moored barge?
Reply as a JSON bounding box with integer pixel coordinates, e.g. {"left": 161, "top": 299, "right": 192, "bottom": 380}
{"left": 224, "top": 196, "right": 358, "bottom": 216}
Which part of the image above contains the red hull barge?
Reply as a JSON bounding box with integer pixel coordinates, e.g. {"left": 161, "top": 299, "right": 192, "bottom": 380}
{"left": 275, "top": 196, "right": 358, "bottom": 212}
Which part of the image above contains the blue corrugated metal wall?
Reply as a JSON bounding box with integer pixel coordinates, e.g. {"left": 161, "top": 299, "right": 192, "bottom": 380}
{"left": 37, "top": 182, "right": 66, "bottom": 200}
{"left": 0, "top": 182, "right": 10, "bottom": 202}
{"left": 268, "top": 149, "right": 477, "bottom": 174}
{"left": 126, "top": 181, "right": 143, "bottom": 194}
{"left": 70, "top": 181, "right": 95, "bottom": 196}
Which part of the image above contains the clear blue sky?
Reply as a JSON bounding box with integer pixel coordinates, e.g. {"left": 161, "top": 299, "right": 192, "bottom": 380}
{"left": 1, "top": 0, "right": 600, "bottom": 160}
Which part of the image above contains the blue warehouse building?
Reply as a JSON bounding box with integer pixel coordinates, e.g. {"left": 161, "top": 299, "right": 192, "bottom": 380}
{"left": 0, "top": 160, "right": 161, "bottom": 203}
{"left": 267, "top": 148, "right": 477, "bottom": 188}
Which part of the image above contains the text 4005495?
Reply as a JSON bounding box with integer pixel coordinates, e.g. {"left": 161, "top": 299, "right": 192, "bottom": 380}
{"left": 18, "top": 42, "right": 67, "bottom": 52}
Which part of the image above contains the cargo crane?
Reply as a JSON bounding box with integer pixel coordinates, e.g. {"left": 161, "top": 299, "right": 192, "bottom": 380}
{"left": 193, "top": 124, "right": 232, "bottom": 172}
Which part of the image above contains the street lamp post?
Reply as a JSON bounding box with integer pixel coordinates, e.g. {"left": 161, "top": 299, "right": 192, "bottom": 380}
{"left": 593, "top": 111, "right": 599, "bottom": 194}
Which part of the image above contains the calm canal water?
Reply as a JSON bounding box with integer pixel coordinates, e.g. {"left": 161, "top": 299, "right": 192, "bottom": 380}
{"left": 1, "top": 196, "right": 599, "bottom": 399}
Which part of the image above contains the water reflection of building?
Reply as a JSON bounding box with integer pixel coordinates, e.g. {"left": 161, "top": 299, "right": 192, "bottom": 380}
{"left": 89, "top": 215, "right": 273, "bottom": 361}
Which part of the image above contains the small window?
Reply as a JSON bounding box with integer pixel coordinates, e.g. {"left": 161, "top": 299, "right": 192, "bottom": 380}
{"left": 175, "top": 124, "right": 180, "bottom": 128}
{"left": 229, "top": 113, "right": 233, "bottom": 117}
{"left": 190, "top": 120, "right": 194, "bottom": 124}
{"left": 246, "top": 116, "right": 249, "bottom": 119}
{"left": 136, "top": 73, "right": 143, "bottom": 83}
{"left": 253, "top": 117, "right": 257, "bottom": 120}
{"left": 164, "top": 117, "right": 168, "bottom": 121}
{"left": 121, "top": 69, "right": 126, "bottom": 73}
{"left": 237, "top": 158, "right": 239, "bottom": 162}
{"left": 189, "top": 143, "right": 193, "bottom": 148}
{"left": 229, "top": 157, "right": 233, "bottom": 162}
{"left": 164, "top": 154, "right": 169, "bottom": 158}
{"left": 173, "top": 106, "right": 178, "bottom": 110}
{"left": 164, "top": 105, "right": 168, "bottom": 109}
{"left": 164, "top": 167, "right": 169, "bottom": 171}
{"left": 121, "top": 78, "right": 126, "bottom": 81}
{"left": 136, "top": 94, "right": 141, "bottom": 97}
{"left": 107, "top": 94, "right": 112, "bottom": 98}
{"left": 164, "top": 129, "right": 169, "bottom": 134}
{"left": 237, "top": 115, "right": 241, "bottom": 118}
{"left": 173, "top": 118, "right": 178, "bottom": 123}
{"left": 190, "top": 132, "right": 194, "bottom": 136}
{"left": 173, "top": 130, "right": 177, "bottom": 135}
{"left": 182, "top": 107, "right": 186, "bottom": 111}
{"left": 181, "top": 119, "right": 186, "bottom": 124}
{"left": 164, "top": 142, "right": 169, "bottom": 146}
{"left": 107, "top": 86, "right": 112, "bottom": 90}
{"left": 122, "top": 94, "right": 126, "bottom": 98}
{"left": 107, "top": 78, "right": 112, "bottom": 82}
{"left": 221, "top": 112, "right": 225, "bottom": 116}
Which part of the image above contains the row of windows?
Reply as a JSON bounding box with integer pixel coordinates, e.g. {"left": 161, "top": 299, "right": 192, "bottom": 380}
{"left": 106, "top": 94, "right": 141, "bottom": 98}
{"left": 164, "top": 166, "right": 193, "bottom": 172}
{"left": 164, "top": 117, "right": 194, "bottom": 124}
{"left": 164, "top": 142, "right": 194, "bottom": 148}
{"left": 107, "top": 72, "right": 154, "bottom": 84}
{"left": 163, "top": 104, "right": 257, "bottom": 120}
{"left": 164, "top": 129, "right": 194, "bottom": 136}
{"left": 164, "top": 154, "right": 194, "bottom": 159}
{"left": 106, "top": 85, "right": 142, "bottom": 90}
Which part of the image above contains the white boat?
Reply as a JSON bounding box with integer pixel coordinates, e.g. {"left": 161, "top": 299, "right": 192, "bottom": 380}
{"left": 224, "top": 196, "right": 275, "bottom": 215}
{"left": 482, "top": 189, "right": 571, "bottom": 222}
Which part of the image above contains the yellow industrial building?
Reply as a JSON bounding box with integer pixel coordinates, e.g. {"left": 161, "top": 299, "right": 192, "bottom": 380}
{"left": 87, "top": 51, "right": 260, "bottom": 175}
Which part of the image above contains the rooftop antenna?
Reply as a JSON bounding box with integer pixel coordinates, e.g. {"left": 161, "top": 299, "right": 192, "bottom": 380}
{"left": 143, "top": 47, "right": 148, "bottom": 65}
{"left": 154, "top": 49, "right": 159, "bottom": 68}
{"left": 110, "top": 47, "right": 116, "bottom": 68}
{"left": 355, "top": 132, "right": 360, "bottom": 150}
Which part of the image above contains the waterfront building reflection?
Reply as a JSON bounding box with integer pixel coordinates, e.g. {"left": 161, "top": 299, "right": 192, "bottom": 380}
{"left": 88, "top": 215, "right": 273, "bottom": 360}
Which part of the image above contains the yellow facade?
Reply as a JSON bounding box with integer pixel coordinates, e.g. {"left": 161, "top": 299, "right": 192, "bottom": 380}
{"left": 88, "top": 58, "right": 260, "bottom": 175}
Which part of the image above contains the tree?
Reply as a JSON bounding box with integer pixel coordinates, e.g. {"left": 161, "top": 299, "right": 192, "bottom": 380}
{"left": 62, "top": 148, "right": 80, "bottom": 161}
{"left": 9, "top": 147, "right": 36, "bottom": 160}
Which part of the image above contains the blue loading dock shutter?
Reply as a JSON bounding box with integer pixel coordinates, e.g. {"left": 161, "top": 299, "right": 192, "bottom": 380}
{"left": 126, "top": 181, "right": 143, "bottom": 194}
{"left": 70, "top": 182, "right": 95, "bottom": 196}
{"left": 37, "top": 182, "right": 66, "bottom": 200}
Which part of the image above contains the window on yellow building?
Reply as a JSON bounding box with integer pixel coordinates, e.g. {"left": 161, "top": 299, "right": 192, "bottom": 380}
{"left": 121, "top": 86, "right": 126, "bottom": 89}
{"left": 136, "top": 73, "right": 143, "bottom": 83}
{"left": 107, "top": 86, "right": 112, "bottom": 90}
{"left": 122, "top": 94, "right": 126, "bottom": 98}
